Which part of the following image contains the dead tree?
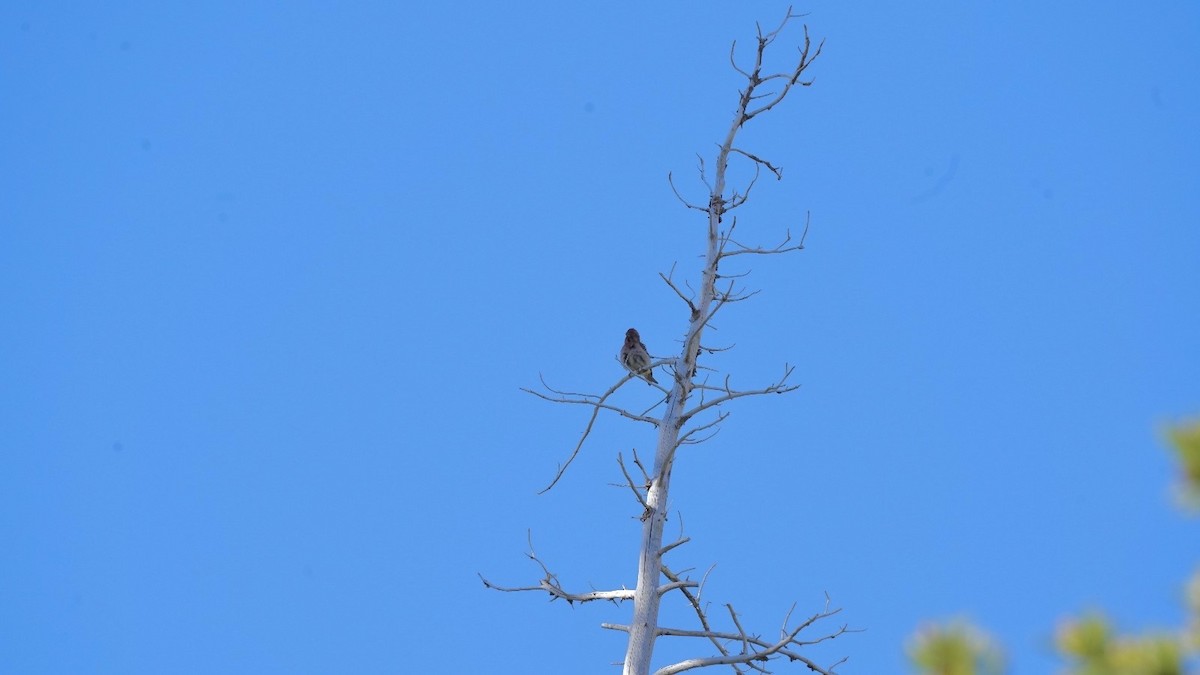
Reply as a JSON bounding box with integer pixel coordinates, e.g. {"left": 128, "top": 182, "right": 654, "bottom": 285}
{"left": 481, "top": 9, "right": 852, "bottom": 674}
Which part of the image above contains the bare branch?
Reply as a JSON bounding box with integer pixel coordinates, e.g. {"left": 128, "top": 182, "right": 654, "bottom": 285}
{"left": 714, "top": 285, "right": 762, "bottom": 304}
{"left": 728, "top": 40, "right": 750, "bottom": 78}
{"left": 687, "top": 279, "right": 765, "bottom": 334}
{"left": 659, "top": 536, "right": 690, "bottom": 557}
{"left": 524, "top": 377, "right": 661, "bottom": 425}
{"left": 480, "top": 571, "right": 635, "bottom": 603}
{"left": 524, "top": 372, "right": 663, "bottom": 493}
{"left": 741, "top": 22, "right": 825, "bottom": 126}
{"left": 718, "top": 212, "right": 809, "bottom": 260}
{"left": 722, "top": 233, "right": 803, "bottom": 258}
{"left": 480, "top": 532, "right": 636, "bottom": 605}
{"left": 656, "top": 601, "right": 853, "bottom": 675}
{"left": 660, "top": 563, "right": 740, "bottom": 672}
{"left": 681, "top": 366, "right": 800, "bottom": 423}
{"left": 696, "top": 564, "right": 715, "bottom": 606}
{"left": 727, "top": 163, "right": 762, "bottom": 211}
{"left": 696, "top": 154, "right": 714, "bottom": 192}
{"left": 716, "top": 216, "right": 740, "bottom": 257}
{"left": 631, "top": 447, "right": 651, "bottom": 484}
{"left": 697, "top": 279, "right": 737, "bottom": 327}
{"left": 616, "top": 452, "right": 650, "bottom": 510}
{"left": 729, "top": 147, "right": 782, "bottom": 181}
{"left": 669, "top": 171, "right": 709, "bottom": 212}
{"left": 677, "top": 412, "right": 729, "bottom": 447}
{"left": 660, "top": 263, "right": 698, "bottom": 315}
{"left": 726, "top": 604, "right": 752, "bottom": 655}
{"left": 715, "top": 269, "right": 753, "bottom": 281}
{"left": 658, "top": 579, "right": 699, "bottom": 596}
{"left": 601, "top": 596, "right": 854, "bottom": 675}
{"left": 780, "top": 603, "right": 797, "bottom": 642}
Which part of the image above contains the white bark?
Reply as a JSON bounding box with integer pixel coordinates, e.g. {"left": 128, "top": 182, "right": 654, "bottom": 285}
{"left": 623, "top": 129, "right": 728, "bottom": 675}
{"left": 623, "top": 12, "right": 822, "bottom": 672}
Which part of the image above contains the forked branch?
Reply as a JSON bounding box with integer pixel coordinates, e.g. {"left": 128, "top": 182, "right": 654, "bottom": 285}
{"left": 524, "top": 372, "right": 666, "bottom": 493}
{"left": 681, "top": 365, "right": 800, "bottom": 425}
{"left": 600, "top": 595, "right": 853, "bottom": 675}
{"left": 721, "top": 213, "right": 811, "bottom": 259}
{"left": 479, "top": 531, "right": 635, "bottom": 605}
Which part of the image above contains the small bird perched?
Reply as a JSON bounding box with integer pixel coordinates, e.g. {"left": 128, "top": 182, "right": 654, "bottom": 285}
{"left": 620, "top": 328, "right": 658, "bottom": 385}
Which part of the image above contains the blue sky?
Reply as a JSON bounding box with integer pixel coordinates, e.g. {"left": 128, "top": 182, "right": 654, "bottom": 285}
{"left": 2, "top": 2, "right": 1198, "bottom": 673}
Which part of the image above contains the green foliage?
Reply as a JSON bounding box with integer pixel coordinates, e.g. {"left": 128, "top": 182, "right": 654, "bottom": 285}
{"left": 1057, "top": 614, "right": 1115, "bottom": 665}
{"left": 908, "top": 619, "right": 1005, "bottom": 675}
{"left": 906, "top": 416, "right": 1200, "bottom": 674}
{"left": 1167, "top": 420, "right": 1200, "bottom": 509}
{"left": 1056, "top": 613, "right": 1185, "bottom": 675}
{"left": 1046, "top": 420, "right": 1200, "bottom": 674}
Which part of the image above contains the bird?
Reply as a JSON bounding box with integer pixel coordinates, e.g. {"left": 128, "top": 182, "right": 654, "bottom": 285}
{"left": 620, "top": 328, "right": 658, "bottom": 385}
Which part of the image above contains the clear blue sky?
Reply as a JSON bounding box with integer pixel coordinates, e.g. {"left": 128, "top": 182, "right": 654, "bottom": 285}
{"left": 3, "top": 3, "right": 1198, "bottom": 673}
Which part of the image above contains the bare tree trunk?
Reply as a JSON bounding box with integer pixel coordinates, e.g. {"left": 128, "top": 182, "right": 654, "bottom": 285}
{"left": 624, "top": 136, "right": 729, "bottom": 675}
{"left": 623, "top": 422, "right": 677, "bottom": 674}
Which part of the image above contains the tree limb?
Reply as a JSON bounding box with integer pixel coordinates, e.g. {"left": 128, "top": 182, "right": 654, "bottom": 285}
{"left": 479, "top": 531, "right": 636, "bottom": 605}
{"left": 524, "top": 372, "right": 665, "bottom": 493}
{"left": 681, "top": 366, "right": 799, "bottom": 424}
